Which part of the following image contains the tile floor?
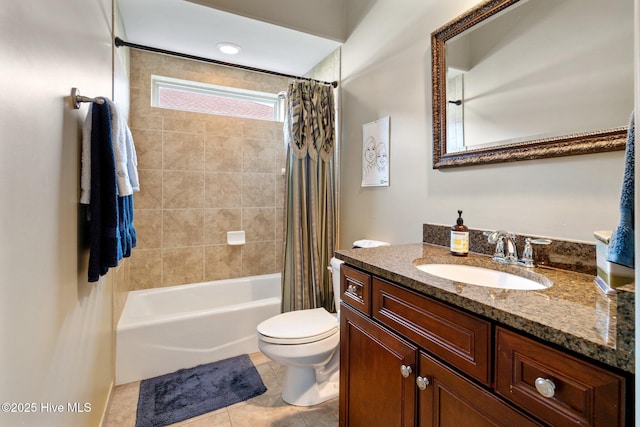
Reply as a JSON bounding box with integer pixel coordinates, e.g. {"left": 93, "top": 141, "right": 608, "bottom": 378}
{"left": 104, "top": 352, "right": 339, "bottom": 427}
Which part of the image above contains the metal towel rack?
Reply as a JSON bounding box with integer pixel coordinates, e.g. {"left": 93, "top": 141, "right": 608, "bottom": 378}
{"left": 71, "top": 87, "right": 105, "bottom": 109}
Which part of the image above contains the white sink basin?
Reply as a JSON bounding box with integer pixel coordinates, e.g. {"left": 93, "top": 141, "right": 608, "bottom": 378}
{"left": 415, "top": 264, "right": 549, "bottom": 290}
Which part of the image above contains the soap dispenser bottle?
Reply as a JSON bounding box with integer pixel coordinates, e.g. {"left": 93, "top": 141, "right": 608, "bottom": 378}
{"left": 450, "top": 210, "right": 469, "bottom": 257}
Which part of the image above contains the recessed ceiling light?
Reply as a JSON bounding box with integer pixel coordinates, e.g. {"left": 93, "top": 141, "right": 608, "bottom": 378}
{"left": 217, "top": 42, "right": 241, "bottom": 55}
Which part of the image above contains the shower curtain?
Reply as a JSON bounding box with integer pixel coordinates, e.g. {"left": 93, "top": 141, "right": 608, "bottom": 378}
{"left": 281, "top": 80, "right": 336, "bottom": 312}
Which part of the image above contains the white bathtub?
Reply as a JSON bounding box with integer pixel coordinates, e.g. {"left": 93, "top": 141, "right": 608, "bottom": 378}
{"left": 116, "top": 273, "right": 281, "bottom": 385}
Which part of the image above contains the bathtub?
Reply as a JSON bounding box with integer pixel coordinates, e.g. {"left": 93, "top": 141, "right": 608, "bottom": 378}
{"left": 115, "top": 273, "right": 281, "bottom": 385}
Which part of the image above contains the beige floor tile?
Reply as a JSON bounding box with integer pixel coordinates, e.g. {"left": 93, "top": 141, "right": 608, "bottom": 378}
{"left": 298, "top": 398, "right": 339, "bottom": 427}
{"left": 249, "top": 351, "right": 271, "bottom": 366}
{"left": 170, "top": 408, "right": 232, "bottom": 426}
{"left": 267, "top": 360, "right": 288, "bottom": 384}
{"left": 103, "top": 381, "right": 140, "bottom": 427}
{"left": 227, "top": 397, "right": 306, "bottom": 427}
{"left": 104, "top": 352, "right": 338, "bottom": 427}
{"left": 252, "top": 363, "right": 281, "bottom": 390}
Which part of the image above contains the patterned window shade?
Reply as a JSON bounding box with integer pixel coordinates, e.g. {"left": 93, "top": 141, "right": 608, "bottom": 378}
{"left": 284, "top": 80, "right": 335, "bottom": 161}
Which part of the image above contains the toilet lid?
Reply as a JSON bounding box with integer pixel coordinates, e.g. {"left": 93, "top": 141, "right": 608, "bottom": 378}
{"left": 257, "top": 308, "right": 338, "bottom": 344}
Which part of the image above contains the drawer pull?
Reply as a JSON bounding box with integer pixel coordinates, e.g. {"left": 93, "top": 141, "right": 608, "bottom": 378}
{"left": 534, "top": 377, "right": 556, "bottom": 398}
{"left": 347, "top": 284, "right": 357, "bottom": 294}
{"left": 416, "top": 376, "right": 430, "bottom": 390}
{"left": 400, "top": 364, "right": 413, "bottom": 378}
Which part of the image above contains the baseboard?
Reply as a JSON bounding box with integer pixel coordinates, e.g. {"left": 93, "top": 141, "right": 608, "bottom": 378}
{"left": 99, "top": 380, "right": 115, "bottom": 426}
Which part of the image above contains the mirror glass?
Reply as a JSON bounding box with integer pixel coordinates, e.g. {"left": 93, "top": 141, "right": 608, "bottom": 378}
{"left": 431, "top": 0, "right": 633, "bottom": 168}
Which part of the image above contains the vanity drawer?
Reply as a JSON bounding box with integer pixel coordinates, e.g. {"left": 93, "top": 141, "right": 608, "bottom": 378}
{"left": 495, "top": 327, "right": 625, "bottom": 427}
{"left": 372, "top": 277, "right": 491, "bottom": 385}
{"left": 340, "top": 265, "right": 371, "bottom": 315}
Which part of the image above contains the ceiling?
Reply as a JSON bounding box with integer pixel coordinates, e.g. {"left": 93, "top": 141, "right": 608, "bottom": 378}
{"left": 117, "top": 0, "right": 343, "bottom": 76}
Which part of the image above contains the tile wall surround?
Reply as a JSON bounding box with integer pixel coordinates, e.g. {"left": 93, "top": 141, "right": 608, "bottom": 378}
{"left": 422, "top": 223, "right": 597, "bottom": 275}
{"left": 127, "top": 49, "right": 289, "bottom": 291}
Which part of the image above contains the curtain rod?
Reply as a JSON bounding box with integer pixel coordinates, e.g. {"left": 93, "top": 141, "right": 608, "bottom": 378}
{"left": 114, "top": 37, "right": 338, "bottom": 88}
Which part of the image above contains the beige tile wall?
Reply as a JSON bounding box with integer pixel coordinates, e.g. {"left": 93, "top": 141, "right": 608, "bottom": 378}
{"left": 127, "top": 50, "right": 288, "bottom": 290}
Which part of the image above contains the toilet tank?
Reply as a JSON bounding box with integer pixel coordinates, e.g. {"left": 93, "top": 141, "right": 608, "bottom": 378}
{"left": 329, "top": 257, "right": 344, "bottom": 314}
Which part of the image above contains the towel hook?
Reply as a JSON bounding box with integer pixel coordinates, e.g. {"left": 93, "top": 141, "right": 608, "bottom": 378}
{"left": 71, "top": 87, "right": 105, "bottom": 109}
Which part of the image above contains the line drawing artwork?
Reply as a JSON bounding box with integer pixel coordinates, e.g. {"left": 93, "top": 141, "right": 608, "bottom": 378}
{"left": 362, "top": 116, "right": 390, "bottom": 187}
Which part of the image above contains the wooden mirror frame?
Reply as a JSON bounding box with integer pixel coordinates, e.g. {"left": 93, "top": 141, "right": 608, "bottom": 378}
{"left": 431, "top": 0, "right": 628, "bottom": 169}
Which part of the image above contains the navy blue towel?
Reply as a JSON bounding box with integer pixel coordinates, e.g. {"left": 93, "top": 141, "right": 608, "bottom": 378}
{"left": 118, "top": 195, "right": 137, "bottom": 258}
{"left": 88, "top": 100, "right": 137, "bottom": 282}
{"left": 607, "top": 113, "right": 635, "bottom": 269}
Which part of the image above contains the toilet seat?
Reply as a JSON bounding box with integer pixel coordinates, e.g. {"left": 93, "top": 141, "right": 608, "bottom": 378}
{"left": 257, "top": 308, "right": 338, "bottom": 344}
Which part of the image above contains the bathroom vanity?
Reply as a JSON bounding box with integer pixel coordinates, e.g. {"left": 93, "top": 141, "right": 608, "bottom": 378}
{"left": 335, "top": 243, "right": 634, "bottom": 426}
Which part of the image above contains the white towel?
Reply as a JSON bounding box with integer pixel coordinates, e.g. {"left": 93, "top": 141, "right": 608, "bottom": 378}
{"left": 107, "top": 99, "right": 140, "bottom": 196}
{"left": 80, "top": 104, "right": 93, "bottom": 204}
{"left": 80, "top": 100, "right": 140, "bottom": 203}
{"left": 353, "top": 239, "right": 390, "bottom": 248}
{"left": 125, "top": 126, "right": 140, "bottom": 193}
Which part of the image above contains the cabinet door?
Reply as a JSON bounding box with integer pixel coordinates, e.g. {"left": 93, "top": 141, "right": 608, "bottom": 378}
{"left": 418, "top": 352, "right": 542, "bottom": 427}
{"left": 340, "top": 303, "right": 417, "bottom": 427}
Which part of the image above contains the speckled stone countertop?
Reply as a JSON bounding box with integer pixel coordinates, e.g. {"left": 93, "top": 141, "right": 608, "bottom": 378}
{"left": 335, "top": 243, "right": 635, "bottom": 373}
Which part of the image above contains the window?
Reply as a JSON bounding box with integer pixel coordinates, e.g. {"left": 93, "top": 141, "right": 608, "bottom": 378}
{"left": 151, "top": 75, "right": 284, "bottom": 121}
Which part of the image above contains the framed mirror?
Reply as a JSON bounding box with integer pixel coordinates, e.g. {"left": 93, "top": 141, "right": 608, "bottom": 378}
{"left": 431, "top": 0, "right": 633, "bottom": 168}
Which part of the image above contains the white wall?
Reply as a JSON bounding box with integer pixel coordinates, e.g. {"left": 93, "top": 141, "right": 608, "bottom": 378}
{"left": 340, "top": 0, "right": 626, "bottom": 247}
{"left": 0, "top": 1, "right": 115, "bottom": 426}
{"left": 187, "top": 0, "right": 347, "bottom": 42}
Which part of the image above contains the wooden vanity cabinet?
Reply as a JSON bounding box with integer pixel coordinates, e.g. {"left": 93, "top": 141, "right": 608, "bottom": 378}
{"left": 372, "top": 277, "right": 491, "bottom": 386}
{"left": 495, "top": 327, "right": 626, "bottom": 427}
{"left": 340, "top": 264, "right": 372, "bottom": 316}
{"left": 340, "top": 303, "right": 417, "bottom": 427}
{"left": 339, "top": 265, "right": 628, "bottom": 427}
{"left": 418, "top": 352, "right": 541, "bottom": 427}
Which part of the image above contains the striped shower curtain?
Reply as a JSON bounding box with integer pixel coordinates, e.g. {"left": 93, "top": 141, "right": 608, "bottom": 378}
{"left": 281, "top": 80, "right": 336, "bottom": 312}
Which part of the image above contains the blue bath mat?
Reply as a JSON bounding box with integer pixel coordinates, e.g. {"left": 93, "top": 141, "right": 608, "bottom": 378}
{"left": 135, "top": 354, "right": 267, "bottom": 427}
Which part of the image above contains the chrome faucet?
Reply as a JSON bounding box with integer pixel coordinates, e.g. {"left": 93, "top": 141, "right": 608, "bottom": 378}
{"left": 484, "top": 231, "right": 552, "bottom": 267}
{"left": 519, "top": 237, "right": 552, "bottom": 267}
{"left": 484, "top": 230, "right": 518, "bottom": 264}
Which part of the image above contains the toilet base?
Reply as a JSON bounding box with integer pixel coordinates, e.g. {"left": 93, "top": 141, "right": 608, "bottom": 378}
{"left": 281, "top": 366, "right": 339, "bottom": 406}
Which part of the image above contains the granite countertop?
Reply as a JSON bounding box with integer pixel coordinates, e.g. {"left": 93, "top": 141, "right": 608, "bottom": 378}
{"left": 335, "top": 243, "right": 635, "bottom": 373}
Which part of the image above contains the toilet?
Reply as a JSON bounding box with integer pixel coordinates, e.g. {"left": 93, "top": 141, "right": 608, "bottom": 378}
{"left": 257, "top": 257, "right": 343, "bottom": 406}
{"left": 257, "top": 240, "right": 389, "bottom": 406}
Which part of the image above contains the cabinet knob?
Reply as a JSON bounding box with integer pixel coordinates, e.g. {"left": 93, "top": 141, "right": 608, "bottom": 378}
{"left": 416, "top": 376, "right": 430, "bottom": 390}
{"left": 347, "top": 284, "right": 357, "bottom": 294}
{"left": 400, "top": 364, "right": 413, "bottom": 378}
{"left": 534, "top": 377, "right": 556, "bottom": 398}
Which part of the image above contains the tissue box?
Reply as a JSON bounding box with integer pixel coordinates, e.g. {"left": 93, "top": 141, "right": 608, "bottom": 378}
{"left": 594, "top": 230, "right": 634, "bottom": 290}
